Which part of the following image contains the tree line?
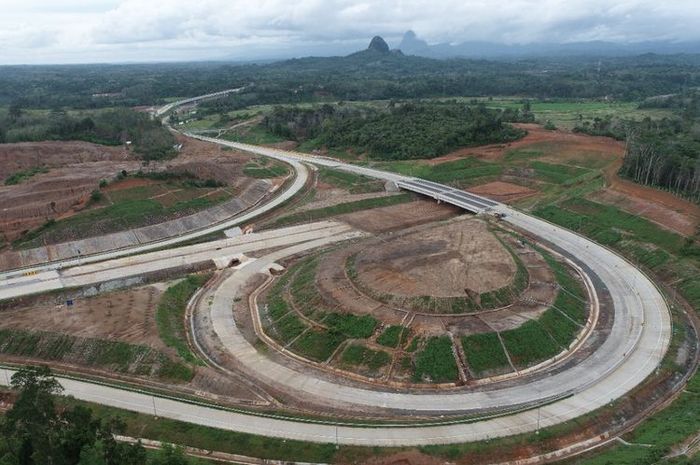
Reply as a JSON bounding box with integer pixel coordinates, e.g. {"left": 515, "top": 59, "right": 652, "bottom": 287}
{"left": 0, "top": 366, "right": 199, "bottom": 465}
{"left": 3, "top": 53, "right": 700, "bottom": 110}
{"left": 262, "top": 101, "right": 531, "bottom": 160}
{"left": 574, "top": 91, "right": 700, "bottom": 201}
{"left": 0, "top": 106, "right": 175, "bottom": 161}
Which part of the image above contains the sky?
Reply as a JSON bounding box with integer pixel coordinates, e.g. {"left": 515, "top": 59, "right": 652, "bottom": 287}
{"left": 1, "top": 0, "right": 700, "bottom": 65}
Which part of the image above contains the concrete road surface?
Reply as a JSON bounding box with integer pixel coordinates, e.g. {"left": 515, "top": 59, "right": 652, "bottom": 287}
{"left": 0, "top": 93, "right": 672, "bottom": 448}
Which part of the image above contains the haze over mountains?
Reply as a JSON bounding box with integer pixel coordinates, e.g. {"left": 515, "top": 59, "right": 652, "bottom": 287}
{"left": 396, "top": 30, "right": 700, "bottom": 58}
{"left": 226, "top": 31, "right": 700, "bottom": 63}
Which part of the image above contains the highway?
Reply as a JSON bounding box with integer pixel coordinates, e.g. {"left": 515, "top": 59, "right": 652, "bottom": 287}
{"left": 0, "top": 93, "right": 673, "bottom": 448}
{"left": 0, "top": 222, "right": 360, "bottom": 301}
{"left": 0, "top": 153, "right": 309, "bottom": 281}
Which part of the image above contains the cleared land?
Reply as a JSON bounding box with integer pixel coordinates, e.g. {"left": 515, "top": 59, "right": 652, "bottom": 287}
{"left": 353, "top": 220, "right": 516, "bottom": 297}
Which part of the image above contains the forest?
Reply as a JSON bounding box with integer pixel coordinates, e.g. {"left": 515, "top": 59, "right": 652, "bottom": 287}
{"left": 0, "top": 366, "right": 200, "bottom": 465}
{"left": 0, "top": 106, "right": 175, "bottom": 161}
{"left": 262, "top": 101, "right": 530, "bottom": 159}
{"left": 2, "top": 53, "right": 700, "bottom": 110}
{"left": 573, "top": 91, "right": 700, "bottom": 200}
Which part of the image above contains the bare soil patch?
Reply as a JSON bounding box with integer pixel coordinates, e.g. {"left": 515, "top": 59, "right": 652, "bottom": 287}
{"left": 103, "top": 177, "right": 158, "bottom": 192}
{"left": 355, "top": 220, "right": 515, "bottom": 297}
{"left": 589, "top": 189, "right": 699, "bottom": 236}
{"left": 0, "top": 285, "right": 167, "bottom": 350}
{"left": 427, "top": 124, "right": 624, "bottom": 164}
{"left": 0, "top": 141, "right": 140, "bottom": 241}
{"left": 338, "top": 199, "right": 462, "bottom": 234}
{"left": 469, "top": 181, "right": 538, "bottom": 203}
{"left": 427, "top": 124, "right": 699, "bottom": 236}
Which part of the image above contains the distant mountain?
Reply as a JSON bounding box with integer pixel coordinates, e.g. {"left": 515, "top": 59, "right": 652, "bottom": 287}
{"left": 347, "top": 36, "right": 405, "bottom": 59}
{"left": 396, "top": 31, "right": 700, "bottom": 58}
{"left": 398, "top": 31, "right": 430, "bottom": 55}
{"left": 368, "top": 36, "right": 391, "bottom": 54}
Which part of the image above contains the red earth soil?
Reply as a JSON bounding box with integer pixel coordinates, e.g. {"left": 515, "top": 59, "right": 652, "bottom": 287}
{"left": 433, "top": 124, "right": 699, "bottom": 236}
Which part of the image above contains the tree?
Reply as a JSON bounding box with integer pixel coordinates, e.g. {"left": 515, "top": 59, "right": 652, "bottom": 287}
{"left": 2, "top": 366, "right": 63, "bottom": 465}
{"left": 8, "top": 103, "right": 22, "bottom": 121}
{"left": 0, "top": 366, "right": 152, "bottom": 465}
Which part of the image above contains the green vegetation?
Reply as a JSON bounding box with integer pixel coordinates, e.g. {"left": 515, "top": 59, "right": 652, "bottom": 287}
{"left": 271, "top": 313, "right": 307, "bottom": 342}
{"left": 263, "top": 102, "right": 528, "bottom": 160}
{"left": 413, "top": 336, "right": 458, "bottom": 383}
{"left": 317, "top": 166, "right": 385, "bottom": 193}
{"left": 541, "top": 253, "right": 587, "bottom": 324}
{"left": 376, "top": 325, "right": 410, "bottom": 348}
{"left": 0, "top": 329, "right": 193, "bottom": 382}
{"left": 270, "top": 193, "right": 413, "bottom": 227}
{"left": 156, "top": 274, "right": 210, "bottom": 365}
{"left": 0, "top": 366, "right": 207, "bottom": 465}
{"left": 1, "top": 107, "right": 175, "bottom": 160}
{"left": 220, "top": 125, "right": 287, "bottom": 145}
{"left": 291, "top": 329, "right": 345, "bottom": 362}
{"left": 534, "top": 197, "right": 700, "bottom": 311}
{"left": 58, "top": 395, "right": 339, "bottom": 463}
{"left": 461, "top": 332, "right": 511, "bottom": 375}
{"left": 242, "top": 158, "right": 289, "bottom": 178}
{"left": 574, "top": 91, "right": 700, "bottom": 200}
{"left": 499, "top": 320, "right": 560, "bottom": 369}
{"left": 14, "top": 180, "right": 232, "bottom": 250}
{"left": 578, "top": 374, "right": 700, "bottom": 465}
{"left": 134, "top": 170, "right": 225, "bottom": 188}
{"left": 324, "top": 313, "right": 378, "bottom": 339}
{"left": 340, "top": 344, "right": 391, "bottom": 370}
{"left": 4, "top": 166, "right": 48, "bottom": 185}
{"left": 373, "top": 156, "right": 502, "bottom": 189}
{"left": 529, "top": 161, "right": 592, "bottom": 185}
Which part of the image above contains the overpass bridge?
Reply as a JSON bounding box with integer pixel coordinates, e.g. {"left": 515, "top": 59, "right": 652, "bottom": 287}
{"left": 395, "top": 178, "right": 498, "bottom": 214}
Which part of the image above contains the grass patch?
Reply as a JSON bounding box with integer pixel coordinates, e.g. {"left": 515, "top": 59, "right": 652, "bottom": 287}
{"left": 578, "top": 374, "right": 700, "bottom": 464}
{"left": 0, "top": 329, "right": 192, "bottom": 382}
{"left": 317, "top": 166, "right": 385, "bottom": 194}
{"left": 534, "top": 196, "right": 700, "bottom": 311}
{"left": 529, "top": 161, "right": 591, "bottom": 185}
{"left": 59, "top": 399, "right": 338, "bottom": 463}
{"left": 323, "top": 313, "right": 378, "bottom": 339}
{"left": 376, "top": 325, "right": 410, "bottom": 348}
{"left": 461, "top": 332, "right": 511, "bottom": 376}
{"left": 374, "top": 157, "right": 502, "bottom": 188}
{"left": 243, "top": 159, "right": 289, "bottom": 178}
{"left": 156, "top": 274, "right": 210, "bottom": 365}
{"left": 13, "top": 186, "right": 231, "bottom": 250}
{"left": 340, "top": 344, "right": 391, "bottom": 370}
{"left": 4, "top": 166, "right": 49, "bottom": 185}
{"left": 270, "top": 193, "right": 413, "bottom": 227}
{"left": 500, "top": 320, "right": 559, "bottom": 369}
{"left": 291, "top": 329, "right": 346, "bottom": 362}
{"left": 413, "top": 336, "right": 458, "bottom": 383}
{"left": 221, "top": 125, "right": 287, "bottom": 145}
{"left": 271, "top": 313, "right": 307, "bottom": 343}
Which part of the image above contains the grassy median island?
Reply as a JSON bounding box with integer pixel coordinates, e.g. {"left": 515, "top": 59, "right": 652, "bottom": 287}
{"left": 412, "top": 336, "right": 459, "bottom": 383}
{"left": 461, "top": 332, "right": 511, "bottom": 376}
{"left": 242, "top": 157, "right": 289, "bottom": 178}
{"left": 156, "top": 274, "right": 211, "bottom": 365}
{"left": 317, "top": 166, "right": 386, "bottom": 194}
{"left": 269, "top": 192, "right": 413, "bottom": 227}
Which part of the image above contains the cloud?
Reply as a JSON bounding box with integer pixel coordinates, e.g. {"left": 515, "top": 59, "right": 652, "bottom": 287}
{"left": 1, "top": 0, "right": 700, "bottom": 64}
